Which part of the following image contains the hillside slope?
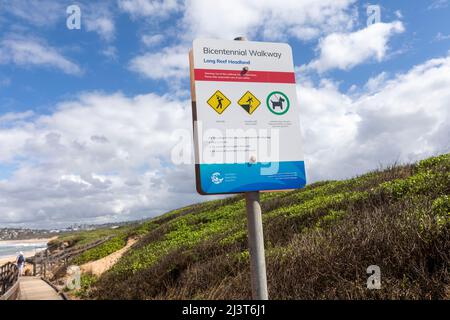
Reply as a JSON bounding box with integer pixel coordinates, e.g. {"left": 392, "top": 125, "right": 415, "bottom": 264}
{"left": 86, "top": 154, "right": 449, "bottom": 299}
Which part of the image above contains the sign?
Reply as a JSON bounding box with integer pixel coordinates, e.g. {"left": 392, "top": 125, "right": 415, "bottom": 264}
{"left": 207, "top": 90, "right": 231, "bottom": 114}
{"left": 238, "top": 91, "right": 261, "bottom": 115}
{"left": 266, "top": 91, "right": 289, "bottom": 115}
{"left": 189, "top": 39, "right": 306, "bottom": 194}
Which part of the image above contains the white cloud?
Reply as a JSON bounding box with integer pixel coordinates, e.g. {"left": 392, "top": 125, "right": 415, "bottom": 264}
{"left": 126, "top": 0, "right": 358, "bottom": 83}
{"left": 117, "top": 0, "right": 358, "bottom": 42}
{"left": 363, "top": 71, "right": 389, "bottom": 93}
{"left": 85, "top": 16, "right": 115, "bottom": 42}
{"left": 0, "top": 111, "right": 34, "bottom": 125}
{"left": 0, "top": 91, "right": 207, "bottom": 228}
{"left": 83, "top": 3, "right": 116, "bottom": 42}
{"left": 101, "top": 46, "right": 118, "bottom": 60}
{"left": 0, "top": 36, "right": 83, "bottom": 75}
{"left": 0, "top": 1, "right": 116, "bottom": 42}
{"left": 1, "top": 1, "right": 448, "bottom": 228}
{"left": 142, "top": 34, "right": 164, "bottom": 47}
{"left": 1, "top": 53, "right": 450, "bottom": 227}
{"left": 118, "top": 0, "right": 183, "bottom": 17}
{"left": 428, "top": 0, "right": 449, "bottom": 10}
{"left": 434, "top": 32, "right": 450, "bottom": 42}
{"left": 306, "top": 21, "right": 404, "bottom": 73}
{"left": 0, "top": 0, "right": 64, "bottom": 27}
{"left": 129, "top": 46, "right": 189, "bottom": 80}
{"left": 300, "top": 53, "right": 450, "bottom": 181}
{"left": 182, "top": 0, "right": 357, "bottom": 41}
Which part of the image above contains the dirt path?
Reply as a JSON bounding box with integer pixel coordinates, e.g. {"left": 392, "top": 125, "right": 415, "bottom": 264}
{"left": 80, "top": 238, "right": 137, "bottom": 276}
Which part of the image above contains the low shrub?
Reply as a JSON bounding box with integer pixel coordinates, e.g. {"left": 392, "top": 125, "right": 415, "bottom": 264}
{"left": 87, "top": 153, "right": 450, "bottom": 300}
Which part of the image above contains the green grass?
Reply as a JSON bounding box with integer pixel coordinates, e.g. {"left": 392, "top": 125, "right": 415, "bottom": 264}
{"left": 112, "top": 201, "right": 245, "bottom": 273}
{"left": 68, "top": 153, "right": 449, "bottom": 300}
{"left": 71, "top": 234, "right": 128, "bottom": 265}
{"left": 49, "top": 225, "right": 142, "bottom": 265}
{"left": 50, "top": 226, "right": 128, "bottom": 248}
{"left": 73, "top": 273, "right": 98, "bottom": 299}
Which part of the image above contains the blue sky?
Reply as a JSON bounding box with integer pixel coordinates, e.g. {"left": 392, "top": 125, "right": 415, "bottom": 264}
{"left": 0, "top": 0, "right": 449, "bottom": 228}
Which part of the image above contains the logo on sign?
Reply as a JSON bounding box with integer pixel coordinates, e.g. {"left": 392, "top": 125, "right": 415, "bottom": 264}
{"left": 211, "top": 172, "right": 224, "bottom": 184}
{"left": 267, "top": 91, "right": 290, "bottom": 115}
{"left": 238, "top": 91, "right": 261, "bottom": 115}
{"left": 207, "top": 90, "right": 231, "bottom": 114}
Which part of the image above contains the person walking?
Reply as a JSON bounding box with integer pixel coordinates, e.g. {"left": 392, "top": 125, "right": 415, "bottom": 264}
{"left": 17, "top": 251, "right": 25, "bottom": 276}
{"left": 246, "top": 96, "right": 253, "bottom": 107}
{"left": 216, "top": 95, "right": 223, "bottom": 109}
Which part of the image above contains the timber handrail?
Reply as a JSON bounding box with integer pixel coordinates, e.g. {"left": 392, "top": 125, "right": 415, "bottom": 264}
{"left": 0, "top": 262, "right": 20, "bottom": 300}
{"left": 0, "top": 236, "right": 112, "bottom": 299}
{"left": 27, "top": 236, "right": 113, "bottom": 278}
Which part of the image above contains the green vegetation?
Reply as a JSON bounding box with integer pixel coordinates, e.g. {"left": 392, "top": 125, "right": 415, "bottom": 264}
{"left": 72, "top": 234, "right": 128, "bottom": 265}
{"left": 73, "top": 273, "right": 98, "bottom": 299}
{"left": 50, "top": 226, "right": 128, "bottom": 248}
{"left": 48, "top": 225, "right": 141, "bottom": 267}
{"left": 67, "top": 154, "right": 450, "bottom": 299}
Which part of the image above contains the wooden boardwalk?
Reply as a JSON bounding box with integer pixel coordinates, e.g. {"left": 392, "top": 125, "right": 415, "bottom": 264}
{"left": 19, "top": 277, "right": 62, "bottom": 300}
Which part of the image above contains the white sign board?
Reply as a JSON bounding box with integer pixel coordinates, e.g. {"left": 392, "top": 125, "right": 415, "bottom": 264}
{"left": 190, "top": 39, "right": 306, "bottom": 194}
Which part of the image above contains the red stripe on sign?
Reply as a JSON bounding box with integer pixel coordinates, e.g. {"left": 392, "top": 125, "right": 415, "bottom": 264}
{"left": 194, "top": 69, "right": 296, "bottom": 84}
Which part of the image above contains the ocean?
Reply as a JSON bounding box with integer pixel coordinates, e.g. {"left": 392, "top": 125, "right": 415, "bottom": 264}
{"left": 0, "top": 240, "right": 48, "bottom": 259}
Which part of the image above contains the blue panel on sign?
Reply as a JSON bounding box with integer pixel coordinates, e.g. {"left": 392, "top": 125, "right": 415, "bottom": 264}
{"left": 199, "top": 161, "right": 306, "bottom": 194}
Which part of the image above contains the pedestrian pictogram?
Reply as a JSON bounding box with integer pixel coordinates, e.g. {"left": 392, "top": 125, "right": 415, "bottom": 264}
{"left": 207, "top": 90, "right": 231, "bottom": 114}
{"left": 266, "top": 91, "right": 290, "bottom": 115}
{"left": 238, "top": 91, "right": 261, "bottom": 115}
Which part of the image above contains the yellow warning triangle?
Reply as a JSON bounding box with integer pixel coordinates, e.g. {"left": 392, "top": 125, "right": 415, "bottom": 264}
{"left": 238, "top": 91, "right": 261, "bottom": 115}
{"left": 207, "top": 90, "right": 231, "bottom": 114}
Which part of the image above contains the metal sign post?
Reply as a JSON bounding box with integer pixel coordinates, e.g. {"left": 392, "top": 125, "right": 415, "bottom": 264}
{"left": 235, "top": 36, "right": 268, "bottom": 300}
{"left": 189, "top": 35, "right": 306, "bottom": 300}
{"left": 245, "top": 190, "right": 268, "bottom": 299}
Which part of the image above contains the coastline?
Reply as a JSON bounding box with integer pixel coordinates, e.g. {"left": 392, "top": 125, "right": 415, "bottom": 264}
{"left": 0, "top": 249, "right": 44, "bottom": 266}
{"left": 0, "top": 236, "right": 57, "bottom": 245}
{"left": 0, "top": 237, "right": 57, "bottom": 266}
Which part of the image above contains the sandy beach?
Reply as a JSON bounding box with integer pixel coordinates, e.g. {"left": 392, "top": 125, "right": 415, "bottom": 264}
{"left": 0, "top": 251, "right": 39, "bottom": 265}
{"left": 0, "top": 237, "right": 56, "bottom": 266}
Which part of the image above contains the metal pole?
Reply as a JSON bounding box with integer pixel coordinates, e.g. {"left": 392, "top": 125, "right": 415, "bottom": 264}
{"left": 234, "top": 36, "right": 269, "bottom": 300}
{"left": 245, "top": 191, "right": 268, "bottom": 300}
